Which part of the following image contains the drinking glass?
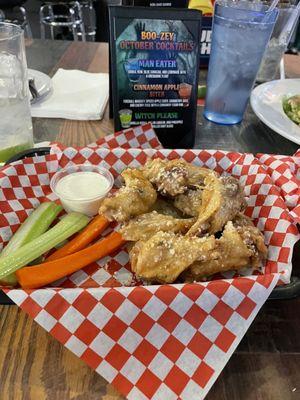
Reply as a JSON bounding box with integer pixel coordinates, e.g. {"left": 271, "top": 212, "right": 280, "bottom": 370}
{"left": 0, "top": 23, "right": 33, "bottom": 163}
{"left": 204, "top": 1, "right": 278, "bottom": 125}
{"left": 257, "top": 3, "right": 299, "bottom": 82}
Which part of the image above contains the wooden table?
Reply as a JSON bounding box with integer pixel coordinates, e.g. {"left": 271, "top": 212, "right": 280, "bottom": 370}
{"left": 0, "top": 39, "right": 299, "bottom": 400}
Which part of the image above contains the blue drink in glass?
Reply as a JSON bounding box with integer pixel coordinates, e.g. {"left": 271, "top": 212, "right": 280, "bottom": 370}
{"left": 204, "top": 1, "right": 278, "bottom": 125}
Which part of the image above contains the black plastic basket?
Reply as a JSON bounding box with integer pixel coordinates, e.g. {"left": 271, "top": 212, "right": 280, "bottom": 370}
{"left": 5, "top": 147, "right": 51, "bottom": 164}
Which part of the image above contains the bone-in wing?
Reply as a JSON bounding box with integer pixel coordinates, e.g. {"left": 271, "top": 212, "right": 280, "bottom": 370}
{"left": 120, "top": 211, "right": 195, "bottom": 242}
{"left": 174, "top": 189, "right": 202, "bottom": 217}
{"left": 185, "top": 214, "right": 267, "bottom": 281}
{"left": 142, "top": 158, "right": 215, "bottom": 197}
{"left": 130, "top": 231, "right": 216, "bottom": 284}
{"left": 151, "top": 197, "right": 184, "bottom": 218}
{"left": 99, "top": 169, "right": 157, "bottom": 222}
{"left": 188, "top": 175, "right": 246, "bottom": 235}
{"left": 232, "top": 213, "right": 268, "bottom": 269}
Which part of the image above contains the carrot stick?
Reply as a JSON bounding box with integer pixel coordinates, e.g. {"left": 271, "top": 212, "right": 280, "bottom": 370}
{"left": 16, "top": 232, "right": 125, "bottom": 289}
{"left": 47, "top": 215, "right": 110, "bottom": 261}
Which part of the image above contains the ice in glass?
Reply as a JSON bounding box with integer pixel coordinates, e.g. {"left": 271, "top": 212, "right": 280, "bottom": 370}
{"left": 204, "top": 1, "right": 278, "bottom": 125}
{"left": 0, "top": 23, "right": 33, "bottom": 162}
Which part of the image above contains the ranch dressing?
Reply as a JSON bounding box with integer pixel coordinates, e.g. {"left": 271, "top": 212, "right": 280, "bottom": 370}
{"left": 53, "top": 170, "right": 113, "bottom": 216}
{"left": 55, "top": 172, "right": 110, "bottom": 201}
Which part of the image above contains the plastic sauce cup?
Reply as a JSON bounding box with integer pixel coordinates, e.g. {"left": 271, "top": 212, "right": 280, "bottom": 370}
{"left": 50, "top": 164, "right": 114, "bottom": 217}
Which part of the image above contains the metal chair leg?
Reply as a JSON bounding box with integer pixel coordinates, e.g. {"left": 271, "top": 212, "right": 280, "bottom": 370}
{"left": 50, "top": 25, "right": 55, "bottom": 39}
{"left": 70, "top": 7, "right": 78, "bottom": 41}
{"left": 79, "top": 22, "right": 86, "bottom": 41}
{"left": 76, "top": 2, "right": 86, "bottom": 41}
{"left": 88, "top": 0, "right": 96, "bottom": 40}
{"left": 49, "top": 5, "right": 55, "bottom": 40}
{"left": 39, "top": 5, "right": 46, "bottom": 39}
{"left": 24, "top": 21, "right": 32, "bottom": 39}
{"left": 71, "top": 24, "right": 79, "bottom": 41}
{"left": 50, "top": 25, "right": 55, "bottom": 40}
{"left": 19, "top": 6, "right": 32, "bottom": 39}
{"left": 40, "top": 22, "right": 46, "bottom": 39}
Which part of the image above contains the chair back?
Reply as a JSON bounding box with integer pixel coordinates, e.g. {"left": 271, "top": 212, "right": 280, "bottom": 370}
{"left": 0, "top": 0, "right": 27, "bottom": 9}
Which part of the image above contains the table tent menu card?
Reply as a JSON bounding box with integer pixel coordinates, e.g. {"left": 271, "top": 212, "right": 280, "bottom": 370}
{"left": 109, "top": 6, "right": 201, "bottom": 148}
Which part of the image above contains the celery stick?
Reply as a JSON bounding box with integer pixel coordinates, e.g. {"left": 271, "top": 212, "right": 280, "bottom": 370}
{"left": 0, "top": 202, "right": 63, "bottom": 286}
{"left": 0, "top": 212, "right": 90, "bottom": 280}
{"left": 1, "top": 202, "right": 63, "bottom": 255}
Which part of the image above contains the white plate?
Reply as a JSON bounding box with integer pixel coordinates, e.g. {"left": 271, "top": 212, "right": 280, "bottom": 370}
{"left": 28, "top": 69, "right": 52, "bottom": 104}
{"left": 250, "top": 79, "right": 300, "bottom": 145}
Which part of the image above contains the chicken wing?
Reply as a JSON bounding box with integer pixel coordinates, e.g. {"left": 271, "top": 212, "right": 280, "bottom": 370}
{"left": 232, "top": 213, "right": 268, "bottom": 269}
{"left": 184, "top": 214, "right": 267, "bottom": 281}
{"left": 99, "top": 169, "right": 157, "bottom": 222}
{"left": 187, "top": 163, "right": 217, "bottom": 187}
{"left": 174, "top": 189, "right": 202, "bottom": 217}
{"left": 151, "top": 197, "right": 183, "bottom": 218}
{"left": 120, "top": 211, "right": 195, "bottom": 242}
{"left": 142, "top": 158, "right": 215, "bottom": 197}
{"left": 142, "top": 158, "right": 188, "bottom": 197}
{"left": 188, "top": 175, "right": 246, "bottom": 236}
{"left": 130, "top": 231, "right": 216, "bottom": 284}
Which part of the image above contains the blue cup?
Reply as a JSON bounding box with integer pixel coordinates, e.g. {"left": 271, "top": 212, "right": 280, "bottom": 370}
{"left": 204, "top": 1, "right": 278, "bottom": 125}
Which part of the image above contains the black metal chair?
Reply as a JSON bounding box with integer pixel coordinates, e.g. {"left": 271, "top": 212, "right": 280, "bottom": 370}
{"left": 39, "top": 1, "right": 86, "bottom": 40}
{"left": 39, "top": 1, "right": 96, "bottom": 41}
{"left": 0, "top": 0, "right": 32, "bottom": 38}
{"left": 80, "top": 0, "right": 96, "bottom": 39}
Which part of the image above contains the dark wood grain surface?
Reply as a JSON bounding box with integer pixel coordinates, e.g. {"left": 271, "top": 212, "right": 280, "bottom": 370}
{"left": 0, "top": 39, "right": 299, "bottom": 400}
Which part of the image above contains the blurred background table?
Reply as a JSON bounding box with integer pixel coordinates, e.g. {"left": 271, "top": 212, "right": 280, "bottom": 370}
{"left": 0, "top": 39, "right": 299, "bottom": 400}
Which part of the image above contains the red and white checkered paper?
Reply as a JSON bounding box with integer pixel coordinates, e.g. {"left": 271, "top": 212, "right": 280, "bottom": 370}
{"left": 1, "top": 126, "right": 300, "bottom": 400}
{"left": 50, "top": 122, "right": 163, "bottom": 154}
{"left": 257, "top": 150, "right": 300, "bottom": 224}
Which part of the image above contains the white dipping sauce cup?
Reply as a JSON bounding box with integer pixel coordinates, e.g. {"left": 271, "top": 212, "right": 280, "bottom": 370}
{"left": 50, "top": 164, "right": 114, "bottom": 217}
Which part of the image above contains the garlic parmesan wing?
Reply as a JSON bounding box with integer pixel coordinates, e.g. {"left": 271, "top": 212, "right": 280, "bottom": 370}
{"left": 185, "top": 214, "right": 267, "bottom": 281}
{"left": 174, "top": 189, "right": 202, "bottom": 217}
{"left": 188, "top": 175, "right": 246, "bottom": 236}
{"left": 99, "top": 169, "right": 157, "bottom": 222}
{"left": 142, "top": 158, "right": 189, "bottom": 197}
{"left": 130, "top": 231, "right": 216, "bottom": 284}
{"left": 142, "top": 158, "right": 215, "bottom": 197}
{"left": 151, "top": 197, "right": 183, "bottom": 218}
{"left": 232, "top": 213, "right": 267, "bottom": 270}
{"left": 120, "top": 211, "right": 195, "bottom": 242}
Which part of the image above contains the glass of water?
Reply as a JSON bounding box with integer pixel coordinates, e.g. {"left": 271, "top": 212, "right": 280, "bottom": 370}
{"left": 204, "top": 1, "right": 278, "bottom": 125}
{"left": 0, "top": 23, "right": 33, "bottom": 163}
{"left": 257, "top": 2, "right": 298, "bottom": 82}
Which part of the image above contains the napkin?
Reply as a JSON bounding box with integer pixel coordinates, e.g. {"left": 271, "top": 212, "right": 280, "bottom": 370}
{"left": 31, "top": 69, "right": 109, "bottom": 120}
